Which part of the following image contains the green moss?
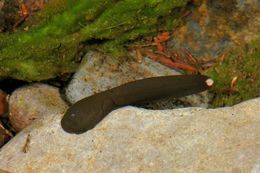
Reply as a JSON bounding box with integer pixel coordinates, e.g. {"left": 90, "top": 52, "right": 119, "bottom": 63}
{"left": 0, "top": 0, "right": 187, "bottom": 81}
{"left": 0, "top": 36, "right": 78, "bottom": 80}
{"left": 205, "top": 40, "right": 260, "bottom": 107}
{"left": 79, "top": 0, "right": 185, "bottom": 41}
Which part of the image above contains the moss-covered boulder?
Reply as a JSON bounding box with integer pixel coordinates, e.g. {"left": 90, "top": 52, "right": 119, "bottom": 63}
{"left": 0, "top": 0, "right": 188, "bottom": 81}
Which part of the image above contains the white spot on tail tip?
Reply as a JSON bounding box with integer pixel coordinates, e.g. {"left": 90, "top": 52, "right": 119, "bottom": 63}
{"left": 206, "top": 78, "right": 214, "bottom": 87}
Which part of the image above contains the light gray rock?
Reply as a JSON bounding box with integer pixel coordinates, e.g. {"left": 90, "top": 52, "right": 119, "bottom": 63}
{"left": 9, "top": 83, "right": 68, "bottom": 131}
{"left": 0, "top": 97, "right": 259, "bottom": 173}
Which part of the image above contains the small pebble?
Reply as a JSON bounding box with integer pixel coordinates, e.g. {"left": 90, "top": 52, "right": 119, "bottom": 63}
{"left": 9, "top": 83, "right": 68, "bottom": 131}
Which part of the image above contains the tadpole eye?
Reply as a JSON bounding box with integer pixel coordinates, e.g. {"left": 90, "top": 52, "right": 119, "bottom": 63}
{"left": 70, "top": 113, "right": 76, "bottom": 117}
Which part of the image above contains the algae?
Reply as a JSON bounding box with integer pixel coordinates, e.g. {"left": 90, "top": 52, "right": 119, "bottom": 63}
{"left": 206, "top": 40, "right": 260, "bottom": 107}
{"left": 0, "top": 0, "right": 187, "bottom": 81}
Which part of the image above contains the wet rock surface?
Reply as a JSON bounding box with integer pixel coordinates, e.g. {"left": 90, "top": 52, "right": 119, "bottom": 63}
{"left": 9, "top": 83, "right": 68, "bottom": 131}
{"left": 0, "top": 97, "right": 259, "bottom": 173}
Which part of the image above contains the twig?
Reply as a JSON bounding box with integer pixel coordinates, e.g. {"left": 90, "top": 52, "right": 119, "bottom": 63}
{"left": 134, "top": 48, "right": 143, "bottom": 63}
{"left": 182, "top": 48, "right": 204, "bottom": 73}
{"left": 155, "top": 50, "right": 171, "bottom": 58}
{"left": 230, "top": 76, "right": 238, "bottom": 95}
{"left": 219, "top": 53, "right": 225, "bottom": 64}
{"left": 21, "top": 1, "right": 29, "bottom": 18}
{"left": 13, "top": 17, "right": 26, "bottom": 31}
{"left": 170, "top": 51, "right": 187, "bottom": 63}
{"left": 182, "top": 48, "right": 197, "bottom": 65}
{"left": 0, "top": 123, "right": 13, "bottom": 138}
{"left": 22, "top": 134, "right": 31, "bottom": 153}
{"left": 153, "top": 32, "right": 171, "bottom": 51}
{"left": 130, "top": 43, "right": 157, "bottom": 48}
{"left": 13, "top": 0, "right": 29, "bottom": 30}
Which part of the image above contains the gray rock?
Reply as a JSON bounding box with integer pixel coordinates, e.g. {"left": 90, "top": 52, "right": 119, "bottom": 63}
{"left": 9, "top": 83, "right": 68, "bottom": 131}
{"left": 170, "top": 0, "right": 260, "bottom": 60}
{"left": 0, "top": 97, "right": 259, "bottom": 173}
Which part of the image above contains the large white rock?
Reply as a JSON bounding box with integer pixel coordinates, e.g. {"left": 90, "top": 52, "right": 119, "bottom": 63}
{"left": 0, "top": 98, "right": 259, "bottom": 173}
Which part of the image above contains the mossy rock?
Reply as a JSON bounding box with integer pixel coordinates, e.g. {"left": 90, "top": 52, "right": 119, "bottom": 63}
{"left": 0, "top": 0, "right": 188, "bottom": 81}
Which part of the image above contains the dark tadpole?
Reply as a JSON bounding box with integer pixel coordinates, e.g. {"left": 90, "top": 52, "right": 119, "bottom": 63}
{"left": 61, "top": 75, "right": 213, "bottom": 134}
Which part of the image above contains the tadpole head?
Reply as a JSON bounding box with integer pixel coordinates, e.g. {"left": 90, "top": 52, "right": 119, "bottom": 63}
{"left": 61, "top": 107, "right": 86, "bottom": 134}
{"left": 61, "top": 94, "right": 115, "bottom": 134}
{"left": 61, "top": 97, "right": 103, "bottom": 134}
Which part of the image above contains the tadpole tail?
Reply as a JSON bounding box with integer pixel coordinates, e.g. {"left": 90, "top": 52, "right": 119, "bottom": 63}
{"left": 61, "top": 75, "right": 213, "bottom": 134}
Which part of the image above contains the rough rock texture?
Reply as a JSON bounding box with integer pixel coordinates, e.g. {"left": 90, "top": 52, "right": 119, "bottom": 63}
{"left": 0, "top": 169, "right": 11, "bottom": 173}
{"left": 171, "top": 0, "right": 259, "bottom": 60}
{"left": 65, "top": 51, "right": 210, "bottom": 108}
{"left": 0, "top": 97, "right": 259, "bottom": 173}
{"left": 9, "top": 83, "right": 68, "bottom": 131}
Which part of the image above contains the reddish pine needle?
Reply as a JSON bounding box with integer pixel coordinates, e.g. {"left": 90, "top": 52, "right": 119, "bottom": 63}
{"left": 144, "top": 50, "right": 197, "bottom": 72}
{"left": 153, "top": 32, "right": 171, "bottom": 51}
{"left": 21, "top": 1, "right": 29, "bottom": 17}
{"left": 182, "top": 48, "right": 197, "bottom": 65}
